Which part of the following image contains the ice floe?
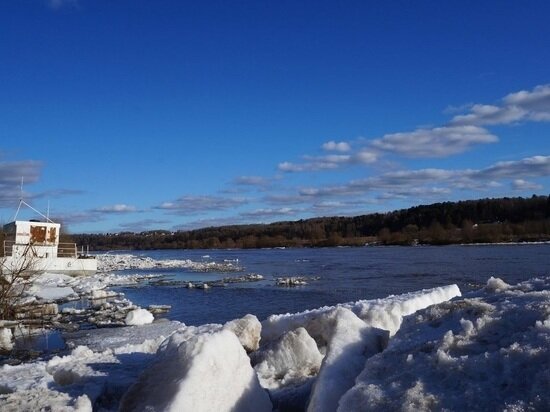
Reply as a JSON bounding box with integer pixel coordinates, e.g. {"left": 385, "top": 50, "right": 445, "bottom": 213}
{"left": 96, "top": 253, "right": 241, "bottom": 272}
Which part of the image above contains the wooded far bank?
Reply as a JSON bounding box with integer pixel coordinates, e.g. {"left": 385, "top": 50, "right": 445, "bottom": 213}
{"left": 66, "top": 195, "right": 550, "bottom": 250}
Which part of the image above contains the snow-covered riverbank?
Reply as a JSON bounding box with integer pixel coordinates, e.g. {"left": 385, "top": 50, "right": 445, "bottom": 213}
{"left": 1, "top": 272, "right": 548, "bottom": 411}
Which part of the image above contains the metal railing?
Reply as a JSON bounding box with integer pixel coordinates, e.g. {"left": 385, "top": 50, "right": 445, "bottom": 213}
{"left": 3, "top": 240, "right": 78, "bottom": 258}
{"left": 3, "top": 240, "right": 14, "bottom": 257}
{"left": 58, "top": 243, "right": 78, "bottom": 258}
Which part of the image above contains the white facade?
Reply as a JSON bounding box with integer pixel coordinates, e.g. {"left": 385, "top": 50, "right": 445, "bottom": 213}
{"left": 2, "top": 220, "right": 96, "bottom": 276}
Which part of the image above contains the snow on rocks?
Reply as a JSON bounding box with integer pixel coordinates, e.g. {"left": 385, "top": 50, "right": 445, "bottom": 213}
{"left": 120, "top": 327, "right": 272, "bottom": 412}
{"left": 337, "top": 276, "right": 550, "bottom": 411}
{"left": 125, "top": 308, "right": 154, "bottom": 326}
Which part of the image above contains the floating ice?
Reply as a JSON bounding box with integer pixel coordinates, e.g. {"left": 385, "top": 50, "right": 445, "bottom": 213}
{"left": 96, "top": 253, "right": 241, "bottom": 273}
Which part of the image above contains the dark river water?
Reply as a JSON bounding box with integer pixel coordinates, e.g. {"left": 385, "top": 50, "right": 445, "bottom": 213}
{"left": 113, "top": 244, "right": 550, "bottom": 326}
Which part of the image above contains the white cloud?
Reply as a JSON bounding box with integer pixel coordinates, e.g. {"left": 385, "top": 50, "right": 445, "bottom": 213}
{"left": 0, "top": 159, "right": 43, "bottom": 208}
{"left": 241, "top": 207, "right": 299, "bottom": 219}
{"left": 233, "top": 176, "right": 271, "bottom": 187}
{"left": 295, "top": 155, "right": 550, "bottom": 201}
{"left": 117, "top": 219, "right": 171, "bottom": 232}
{"left": 322, "top": 141, "right": 351, "bottom": 152}
{"left": 371, "top": 125, "right": 498, "bottom": 157}
{"left": 452, "top": 84, "right": 550, "bottom": 125}
{"left": 277, "top": 84, "right": 550, "bottom": 175}
{"left": 511, "top": 179, "right": 543, "bottom": 191}
{"left": 451, "top": 104, "right": 526, "bottom": 126}
{"left": 472, "top": 155, "right": 550, "bottom": 180}
{"left": 278, "top": 150, "right": 377, "bottom": 173}
{"left": 263, "top": 194, "right": 306, "bottom": 205}
{"left": 0, "top": 159, "right": 42, "bottom": 186}
{"left": 377, "top": 187, "right": 451, "bottom": 200}
{"left": 156, "top": 195, "right": 248, "bottom": 215}
{"left": 93, "top": 204, "right": 138, "bottom": 213}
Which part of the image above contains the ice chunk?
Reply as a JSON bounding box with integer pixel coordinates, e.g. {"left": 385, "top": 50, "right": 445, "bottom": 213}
{"left": 30, "top": 285, "right": 77, "bottom": 301}
{"left": 125, "top": 308, "right": 154, "bottom": 326}
{"left": 307, "top": 307, "right": 387, "bottom": 412}
{"left": 0, "top": 327, "right": 14, "bottom": 351}
{"left": 64, "top": 320, "right": 183, "bottom": 353}
{"left": 262, "top": 284, "right": 461, "bottom": 343}
{"left": 96, "top": 253, "right": 240, "bottom": 272}
{"left": 253, "top": 327, "right": 323, "bottom": 389}
{"left": 485, "top": 276, "right": 511, "bottom": 292}
{"left": 337, "top": 276, "right": 550, "bottom": 411}
{"left": 223, "top": 314, "right": 262, "bottom": 352}
{"left": 120, "top": 328, "right": 272, "bottom": 412}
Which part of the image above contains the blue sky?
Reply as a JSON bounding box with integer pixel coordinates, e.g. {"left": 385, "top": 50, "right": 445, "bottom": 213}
{"left": 1, "top": 0, "right": 549, "bottom": 233}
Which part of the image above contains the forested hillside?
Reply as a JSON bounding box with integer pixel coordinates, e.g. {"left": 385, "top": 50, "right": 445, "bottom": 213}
{"left": 70, "top": 195, "right": 550, "bottom": 250}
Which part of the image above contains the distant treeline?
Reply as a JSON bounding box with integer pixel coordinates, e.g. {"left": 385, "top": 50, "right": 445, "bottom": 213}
{"left": 70, "top": 195, "right": 550, "bottom": 250}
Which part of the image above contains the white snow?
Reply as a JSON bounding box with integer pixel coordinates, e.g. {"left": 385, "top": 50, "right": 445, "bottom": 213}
{"left": 261, "top": 284, "right": 461, "bottom": 345}
{"left": 27, "top": 272, "right": 79, "bottom": 301}
{"left": 223, "top": 314, "right": 262, "bottom": 352}
{"left": 119, "top": 327, "right": 272, "bottom": 412}
{"left": 96, "top": 253, "right": 240, "bottom": 272}
{"left": 252, "top": 326, "right": 323, "bottom": 389}
{"left": 0, "top": 328, "right": 14, "bottom": 351}
{"left": 306, "top": 307, "right": 387, "bottom": 412}
{"left": 125, "top": 308, "right": 154, "bottom": 326}
{"left": 337, "top": 276, "right": 550, "bottom": 411}
{"left": 0, "top": 322, "right": 182, "bottom": 411}
{"left": 2, "top": 275, "right": 549, "bottom": 411}
{"left": 485, "top": 275, "right": 511, "bottom": 292}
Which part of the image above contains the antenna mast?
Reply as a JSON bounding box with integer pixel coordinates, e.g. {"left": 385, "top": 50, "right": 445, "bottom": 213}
{"left": 12, "top": 176, "right": 54, "bottom": 223}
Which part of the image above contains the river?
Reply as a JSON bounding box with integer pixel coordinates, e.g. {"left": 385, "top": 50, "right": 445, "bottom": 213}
{"left": 112, "top": 244, "right": 550, "bottom": 326}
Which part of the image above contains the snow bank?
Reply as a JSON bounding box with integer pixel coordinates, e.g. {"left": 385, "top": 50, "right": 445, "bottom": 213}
{"left": 307, "top": 307, "right": 387, "bottom": 412}
{"left": 120, "top": 327, "right": 272, "bottom": 412}
{"left": 337, "top": 276, "right": 550, "bottom": 411}
{"left": 0, "top": 322, "right": 182, "bottom": 411}
{"left": 4, "top": 276, "right": 549, "bottom": 411}
{"left": 125, "top": 308, "right": 154, "bottom": 326}
{"left": 261, "top": 284, "right": 461, "bottom": 345}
